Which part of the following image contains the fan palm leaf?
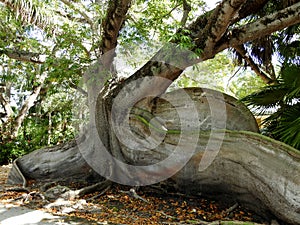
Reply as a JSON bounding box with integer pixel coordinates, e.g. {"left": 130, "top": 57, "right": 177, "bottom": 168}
{"left": 273, "top": 103, "right": 300, "bottom": 149}
{"left": 241, "top": 84, "right": 288, "bottom": 109}
{"left": 241, "top": 63, "right": 300, "bottom": 149}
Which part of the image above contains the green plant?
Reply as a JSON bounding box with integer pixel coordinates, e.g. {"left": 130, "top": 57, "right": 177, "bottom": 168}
{"left": 242, "top": 64, "right": 300, "bottom": 149}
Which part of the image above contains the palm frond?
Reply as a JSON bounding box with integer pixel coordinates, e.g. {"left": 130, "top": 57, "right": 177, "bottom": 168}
{"left": 273, "top": 103, "right": 300, "bottom": 149}
{"left": 241, "top": 84, "right": 288, "bottom": 109}
{"left": 280, "top": 64, "right": 300, "bottom": 101}
{"left": 250, "top": 36, "right": 274, "bottom": 66}
{"left": 1, "top": 0, "right": 61, "bottom": 32}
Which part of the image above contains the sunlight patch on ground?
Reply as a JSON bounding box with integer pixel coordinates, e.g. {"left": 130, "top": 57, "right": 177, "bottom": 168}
{"left": 0, "top": 204, "right": 61, "bottom": 225}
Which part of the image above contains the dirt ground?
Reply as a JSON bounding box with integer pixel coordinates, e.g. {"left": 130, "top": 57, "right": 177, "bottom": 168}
{"left": 0, "top": 164, "right": 95, "bottom": 225}
{"left": 0, "top": 164, "right": 10, "bottom": 190}
{"left": 0, "top": 164, "right": 269, "bottom": 225}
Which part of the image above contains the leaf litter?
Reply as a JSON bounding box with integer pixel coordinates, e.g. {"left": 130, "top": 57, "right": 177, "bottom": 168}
{"left": 0, "top": 164, "right": 266, "bottom": 225}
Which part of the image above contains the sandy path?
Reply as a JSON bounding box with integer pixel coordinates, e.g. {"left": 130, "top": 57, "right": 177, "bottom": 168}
{"left": 0, "top": 165, "right": 91, "bottom": 225}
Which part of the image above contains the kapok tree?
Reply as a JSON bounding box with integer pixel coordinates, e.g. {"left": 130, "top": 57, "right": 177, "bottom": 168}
{"left": 4, "top": 0, "right": 300, "bottom": 224}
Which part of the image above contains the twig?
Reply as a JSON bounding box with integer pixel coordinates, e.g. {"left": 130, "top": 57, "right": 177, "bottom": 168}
{"left": 13, "top": 191, "right": 45, "bottom": 202}
{"left": 77, "top": 180, "right": 112, "bottom": 197}
{"left": 5, "top": 187, "right": 30, "bottom": 193}
{"left": 130, "top": 188, "right": 149, "bottom": 203}
{"left": 159, "top": 211, "right": 176, "bottom": 219}
{"left": 23, "top": 191, "right": 45, "bottom": 202}
{"left": 120, "top": 188, "right": 149, "bottom": 203}
{"left": 62, "top": 180, "right": 112, "bottom": 200}
{"left": 86, "top": 185, "right": 111, "bottom": 201}
{"left": 223, "top": 202, "right": 239, "bottom": 216}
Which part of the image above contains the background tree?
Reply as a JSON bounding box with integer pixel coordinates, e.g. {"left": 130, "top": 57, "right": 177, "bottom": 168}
{"left": 0, "top": 0, "right": 94, "bottom": 162}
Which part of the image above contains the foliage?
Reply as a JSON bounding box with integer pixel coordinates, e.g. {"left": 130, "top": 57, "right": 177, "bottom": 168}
{"left": 242, "top": 64, "right": 300, "bottom": 149}
{"left": 229, "top": 70, "right": 266, "bottom": 99}
{"left": 0, "top": 140, "right": 28, "bottom": 164}
{"left": 122, "top": 0, "right": 206, "bottom": 44}
{"left": 169, "top": 52, "right": 265, "bottom": 98}
{"left": 0, "top": 0, "right": 94, "bottom": 163}
{"left": 240, "top": 10, "right": 300, "bottom": 149}
{"left": 0, "top": 85, "right": 82, "bottom": 164}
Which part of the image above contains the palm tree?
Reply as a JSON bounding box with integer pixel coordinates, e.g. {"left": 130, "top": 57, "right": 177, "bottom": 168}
{"left": 235, "top": 1, "right": 300, "bottom": 150}
{"left": 242, "top": 56, "right": 300, "bottom": 149}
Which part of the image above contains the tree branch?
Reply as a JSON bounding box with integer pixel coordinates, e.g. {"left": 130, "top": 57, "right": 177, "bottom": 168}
{"left": 60, "top": 0, "right": 94, "bottom": 26}
{"left": 100, "top": 0, "right": 131, "bottom": 69}
{"left": 0, "top": 49, "right": 45, "bottom": 64}
{"left": 10, "top": 71, "right": 48, "bottom": 139}
{"left": 180, "top": 0, "right": 191, "bottom": 27}
{"left": 215, "top": 1, "right": 300, "bottom": 54}
{"left": 200, "top": 0, "right": 248, "bottom": 56}
{"left": 111, "top": 0, "right": 300, "bottom": 103}
{"left": 234, "top": 45, "right": 274, "bottom": 84}
{"left": 68, "top": 81, "right": 88, "bottom": 97}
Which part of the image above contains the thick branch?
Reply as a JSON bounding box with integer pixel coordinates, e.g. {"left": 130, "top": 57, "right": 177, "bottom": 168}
{"left": 108, "top": 1, "right": 300, "bottom": 102}
{"left": 201, "top": 0, "right": 248, "bottom": 56}
{"left": 100, "top": 0, "right": 131, "bottom": 68}
{"left": 215, "top": 1, "right": 300, "bottom": 54}
{"left": 1, "top": 49, "right": 45, "bottom": 64}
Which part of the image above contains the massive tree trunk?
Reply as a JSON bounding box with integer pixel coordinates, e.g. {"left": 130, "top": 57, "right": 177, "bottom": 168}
{"left": 4, "top": 1, "right": 300, "bottom": 224}
{"left": 7, "top": 87, "right": 300, "bottom": 224}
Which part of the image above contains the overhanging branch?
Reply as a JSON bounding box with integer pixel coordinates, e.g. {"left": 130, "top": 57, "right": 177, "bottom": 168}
{"left": 117, "top": 0, "right": 300, "bottom": 99}
{"left": 1, "top": 49, "right": 46, "bottom": 64}
{"left": 215, "top": 1, "right": 300, "bottom": 54}
{"left": 234, "top": 45, "right": 274, "bottom": 84}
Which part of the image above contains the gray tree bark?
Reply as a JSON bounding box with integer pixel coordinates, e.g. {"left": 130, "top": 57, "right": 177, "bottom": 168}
{"left": 7, "top": 87, "right": 300, "bottom": 224}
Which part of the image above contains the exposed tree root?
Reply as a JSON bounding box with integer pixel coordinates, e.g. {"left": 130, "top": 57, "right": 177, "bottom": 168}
{"left": 86, "top": 185, "right": 111, "bottom": 201}
{"left": 5, "top": 187, "right": 30, "bottom": 193}
{"left": 61, "top": 180, "right": 112, "bottom": 200}
{"left": 120, "top": 188, "right": 149, "bottom": 203}
{"left": 222, "top": 203, "right": 239, "bottom": 217}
